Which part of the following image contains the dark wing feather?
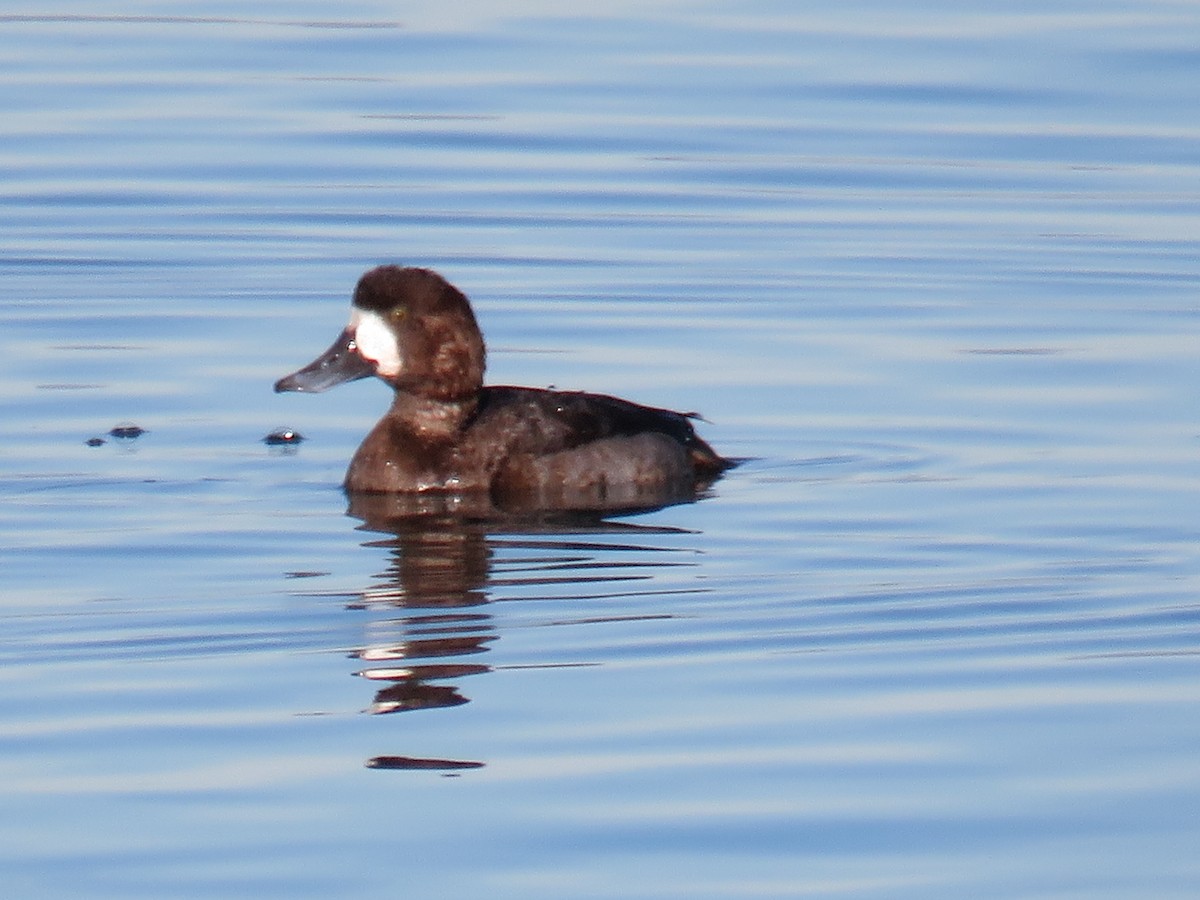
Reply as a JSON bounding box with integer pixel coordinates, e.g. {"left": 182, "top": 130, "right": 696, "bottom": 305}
{"left": 476, "top": 386, "right": 729, "bottom": 476}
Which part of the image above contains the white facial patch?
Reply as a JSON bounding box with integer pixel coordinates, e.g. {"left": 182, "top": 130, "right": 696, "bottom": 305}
{"left": 350, "top": 308, "right": 403, "bottom": 378}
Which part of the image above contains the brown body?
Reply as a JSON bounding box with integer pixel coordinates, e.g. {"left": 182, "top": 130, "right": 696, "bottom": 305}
{"left": 346, "top": 384, "right": 727, "bottom": 501}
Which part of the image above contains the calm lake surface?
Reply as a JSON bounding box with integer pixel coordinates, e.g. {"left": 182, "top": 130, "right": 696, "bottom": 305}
{"left": 4, "top": 2, "right": 1200, "bottom": 896}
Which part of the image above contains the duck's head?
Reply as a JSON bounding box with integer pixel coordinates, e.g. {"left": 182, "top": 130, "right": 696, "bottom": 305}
{"left": 274, "top": 266, "right": 486, "bottom": 402}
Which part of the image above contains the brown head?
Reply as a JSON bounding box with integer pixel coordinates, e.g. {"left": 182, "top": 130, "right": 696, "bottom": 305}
{"left": 274, "top": 266, "right": 487, "bottom": 402}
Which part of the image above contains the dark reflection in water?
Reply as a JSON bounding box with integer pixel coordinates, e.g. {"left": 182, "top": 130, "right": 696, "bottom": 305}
{"left": 329, "top": 489, "right": 710, "bottom": 771}
{"left": 366, "top": 756, "right": 485, "bottom": 771}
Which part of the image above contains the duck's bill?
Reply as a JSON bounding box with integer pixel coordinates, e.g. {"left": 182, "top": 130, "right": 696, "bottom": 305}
{"left": 274, "top": 328, "right": 375, "bottom": 393}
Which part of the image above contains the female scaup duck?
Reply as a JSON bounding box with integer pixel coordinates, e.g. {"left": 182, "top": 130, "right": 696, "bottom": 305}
{"left": 275, "top": 266, "right": 731, "bottom": 504}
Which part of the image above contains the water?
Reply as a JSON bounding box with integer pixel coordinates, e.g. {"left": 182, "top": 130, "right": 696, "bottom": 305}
{"left": 4, "top": 2, "right": 1200, "bottom": 896}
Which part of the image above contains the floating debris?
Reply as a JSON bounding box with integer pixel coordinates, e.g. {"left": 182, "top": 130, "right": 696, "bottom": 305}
{"left": 263, "top": 427, "right": 305, "bottom": 446}
{"left": 365, "top": 756, "right": 484, "bottom": 771}
{"left": 85, "top": 436, "right": 106, "bottom": 447}
{"left": 109, "top": 423, "right": 147, "bottom": 439}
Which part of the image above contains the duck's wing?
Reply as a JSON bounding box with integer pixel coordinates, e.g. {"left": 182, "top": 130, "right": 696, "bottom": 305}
{"left": 476, "top": 386, "right": 730, "bottom": 476}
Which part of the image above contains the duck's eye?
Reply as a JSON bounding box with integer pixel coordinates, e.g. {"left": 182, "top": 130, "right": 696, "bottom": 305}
{"left": 390, "top": 307, "right": 407, "bottom": 324}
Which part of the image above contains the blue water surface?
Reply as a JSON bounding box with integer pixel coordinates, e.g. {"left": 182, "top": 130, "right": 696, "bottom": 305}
{"left": 3, "top": 1, "right": 1200, "bottom": 897}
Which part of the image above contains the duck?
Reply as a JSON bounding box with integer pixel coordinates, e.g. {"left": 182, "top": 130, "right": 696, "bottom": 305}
{"left": 274, "top": 266, "right": 731, "bottom": 506}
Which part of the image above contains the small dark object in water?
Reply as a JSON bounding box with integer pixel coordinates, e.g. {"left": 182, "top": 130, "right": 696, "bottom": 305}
{"left": 109, "top": 423, "right": 146, "bottom": 439}
{"left": 365, "top": 755, "right": 484, "bottom": 771}
{"left": 263, "top": 427, "right": 305, "bottom": 446}
{"left": 85, "top": 436, "right": 106, "bottom": 447}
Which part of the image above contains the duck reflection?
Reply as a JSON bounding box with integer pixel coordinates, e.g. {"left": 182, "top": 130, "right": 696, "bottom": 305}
{"left": 340, "top": 487, "right": 712, "bottom": 771}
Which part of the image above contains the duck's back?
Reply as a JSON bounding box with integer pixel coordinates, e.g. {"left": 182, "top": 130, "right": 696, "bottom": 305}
{"left": 469, "top": 386, "right": 728, "bottom": 502}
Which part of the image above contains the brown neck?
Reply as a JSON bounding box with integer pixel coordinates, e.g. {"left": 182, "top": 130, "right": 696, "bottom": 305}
{"left": 384, "top": 390, "right": 478, "bottom": 442}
